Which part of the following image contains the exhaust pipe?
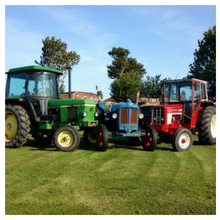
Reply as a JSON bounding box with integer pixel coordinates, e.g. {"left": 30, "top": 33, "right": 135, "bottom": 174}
{"left": 67, "top": 67, "right": 72, "bottom": 99}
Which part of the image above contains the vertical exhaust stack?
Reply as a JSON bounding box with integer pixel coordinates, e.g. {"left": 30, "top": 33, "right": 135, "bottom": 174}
{"left": 67, "top": 67, "right": 72, "bottom": 99}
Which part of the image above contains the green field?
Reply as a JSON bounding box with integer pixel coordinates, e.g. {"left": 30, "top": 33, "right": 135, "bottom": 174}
{"left": 5, "top": 133, "right": 216, "bottom": 215}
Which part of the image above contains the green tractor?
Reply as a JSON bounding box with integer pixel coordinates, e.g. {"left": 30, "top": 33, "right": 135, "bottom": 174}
{"left": 5, "top": 65, "right": 98, "bottom": 151}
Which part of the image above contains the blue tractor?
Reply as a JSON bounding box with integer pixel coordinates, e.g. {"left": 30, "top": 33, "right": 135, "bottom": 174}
{"left": 83, "top": 99, "right": 157, "bottom": 151}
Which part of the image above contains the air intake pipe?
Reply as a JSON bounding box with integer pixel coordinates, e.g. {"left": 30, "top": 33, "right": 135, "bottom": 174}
{"left": 67, "top": 67, "right": 72, "bottom": 99}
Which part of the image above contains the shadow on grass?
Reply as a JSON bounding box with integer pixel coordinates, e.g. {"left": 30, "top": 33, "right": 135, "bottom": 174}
{"left": 25, "top": 136, "right": 179, "bottom": 152}
{"left": 24, "top": 139, "right": 58, "bottom": 151}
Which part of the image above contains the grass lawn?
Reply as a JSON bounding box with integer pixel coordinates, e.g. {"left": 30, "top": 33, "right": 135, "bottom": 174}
{"left": 5, "top": 133, "right": 216, "bottom": 215}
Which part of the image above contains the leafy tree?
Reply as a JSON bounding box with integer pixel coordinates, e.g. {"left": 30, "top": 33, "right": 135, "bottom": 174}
{"left": 35, "top": 36, "right": 80, "bottom": 93}
{"left": 107, "top": 47, "right": 146, "bottom": 79}
{"left": 97, "top": 90, "right": 103, "bottom": 99}
{"left": 95, "top": 85, "right": 103, "bottom": 99}
{"left": 110, "top": 72, "right": 143, "bottom": 102}
{"left": 188, "top": 25, "right": 216, "bottom": 98}
{"left": 142, "top": 74, "right": 162, "bottom": 98}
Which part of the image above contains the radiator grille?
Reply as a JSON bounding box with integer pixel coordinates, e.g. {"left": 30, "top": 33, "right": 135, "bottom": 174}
{"left": 66, "top": 107, "right": 77, "bottom": 121}
{"left": 120, "top": 108, "right": 128, "bottom": 125}
{"left": 152, "top": 107, "right": 165, "bottom": 124}
{"left": 130, "top": 108, "right": 138, "bottom": 125}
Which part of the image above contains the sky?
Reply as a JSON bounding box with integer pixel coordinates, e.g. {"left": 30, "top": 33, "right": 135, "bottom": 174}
{"left": 4, "top": 4, "right": 216, "bottom": 99}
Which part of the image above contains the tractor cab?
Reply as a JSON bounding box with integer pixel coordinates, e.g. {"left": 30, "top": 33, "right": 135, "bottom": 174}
{"left": 6, "top": 65, "right": 62, "bottom": 120}
{"left": 159, "top": 78, "right": 209, "bottom": 127}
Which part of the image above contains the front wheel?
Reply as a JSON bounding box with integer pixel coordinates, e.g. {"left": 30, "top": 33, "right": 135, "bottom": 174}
{"left": 141, "top": 125, "right": 157, "bottom": 151}
{"left": 96, "top": 124, "right": 108, "bottom": 151}
{"left": 172, "top": 128, "right": 193, "bottom": 152}
{"left": 52, "top": 126, "right": 80, "bottom": 152}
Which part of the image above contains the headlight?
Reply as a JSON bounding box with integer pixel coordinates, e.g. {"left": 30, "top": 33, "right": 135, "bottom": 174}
{"left": 83, "top": 111, "right": 87, "bottom": 117}
{"left": 95, "top": 112, "right": 99, "bottom": 117}
{"left": 139, "top": 113, "right": 144, "bottom": 119}
{"left": 112, "top": 113, "right": 117, "bottom": 119}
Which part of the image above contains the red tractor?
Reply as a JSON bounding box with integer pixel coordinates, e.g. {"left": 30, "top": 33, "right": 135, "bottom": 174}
{"left": 140, "top": 78, "right": 216, "bottom": 151}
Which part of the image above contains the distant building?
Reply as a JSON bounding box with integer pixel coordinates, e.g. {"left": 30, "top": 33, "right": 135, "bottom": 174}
{"left": 60, "top": 91, "right": 100, "bottom": 102}
{"left": 138, "top": 97, "right": 160, "bottom": 106}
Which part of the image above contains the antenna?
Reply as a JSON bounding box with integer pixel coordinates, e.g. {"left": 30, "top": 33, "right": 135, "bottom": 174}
{"left": 175, "top": 73, "right": 179, "bottom": 79}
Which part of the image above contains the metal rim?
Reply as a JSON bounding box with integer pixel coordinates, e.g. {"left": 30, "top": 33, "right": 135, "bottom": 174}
{"left": 97, "top": 129, "right": 103, "bottom": 148}
{"left": 5, "top": 111, "right": 18, "bottom": 142}
{"left": 143, "top": 131, "right": 152, "bottom": 148}
{"left": 210, "top": 115, "right": 216, "bottom": 138}
{"left": 178, "top": 133, "right": 190, "bottom": 149}
{"left": 57, "top": 131, "right": 74, "bottom": 148}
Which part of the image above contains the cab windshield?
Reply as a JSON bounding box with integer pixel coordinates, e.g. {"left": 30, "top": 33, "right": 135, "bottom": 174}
{"left": 6, "top": 72, "right": 59, "bottom": 98}
{"left": 162, "top": 82, "right": 192, "bottom": 103}
{"left": 28, "top": 73, "right": 57, "bottom": 97}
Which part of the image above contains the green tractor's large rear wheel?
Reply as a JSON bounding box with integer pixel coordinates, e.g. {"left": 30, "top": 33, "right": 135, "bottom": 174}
{"left": 5, "top": 105, "right": 30, "bottom": 148}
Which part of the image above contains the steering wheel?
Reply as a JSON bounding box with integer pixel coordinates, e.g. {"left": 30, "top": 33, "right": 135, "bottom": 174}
{"left": 37, "top": 88, "right": 44, "bottom": 96}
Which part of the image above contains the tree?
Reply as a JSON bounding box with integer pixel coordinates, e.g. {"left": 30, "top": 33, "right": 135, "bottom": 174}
{"left": 142, "top": 74, "right": 162, "bottom": 98}
{"left": 188, "top": 25, "right": 216, "bottom": 98}
{"left": 35, "top": 36, "right": 80, "bottom": 93}
{"left": 97, "top": 90, "right": 103, "bottom": 99}
{"left": 95, "top": 85, "right": 103, "bottom": 99}
{"left": 107, "top": 47, "right": 146, "bottom": 79}
{"left": 110, "top": 72, "right": 143, "bottom": 102}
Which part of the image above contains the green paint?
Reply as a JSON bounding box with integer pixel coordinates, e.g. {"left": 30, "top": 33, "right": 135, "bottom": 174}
{"left": 7, "top": 65, "right": 62, "bottom": 75}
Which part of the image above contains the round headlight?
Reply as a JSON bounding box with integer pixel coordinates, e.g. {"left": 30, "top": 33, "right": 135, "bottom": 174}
{"left": 83, "top": 111, "right": 87, "bottom": 117}
{"left": 112, "top": 113, "right": 117, "bottom": 119}
{"left": 95, "top": 112, "right": 99, "bottom": 117}
{"left": 139, "top": 113, "right": 144, "bottom": 119}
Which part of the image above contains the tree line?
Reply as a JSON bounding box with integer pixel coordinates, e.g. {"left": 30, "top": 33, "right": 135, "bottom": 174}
{"left": 35, "top": 25, "right": 216, "bottom": 101}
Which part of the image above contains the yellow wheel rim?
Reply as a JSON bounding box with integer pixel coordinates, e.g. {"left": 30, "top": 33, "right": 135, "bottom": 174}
{"left": 87, "top": 130, "right": 97, "bottom": 144}
{"left": 57, "top": 131, "right": 74, "bottom": 148}
{"left": 5, "top": 111, "right": 18, "bottom": 142}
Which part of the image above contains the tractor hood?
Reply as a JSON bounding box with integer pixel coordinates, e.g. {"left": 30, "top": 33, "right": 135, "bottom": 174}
{"left": 48, "top": 98, "right": 96, "bottom": 107}
{"left": 111, "top": 100, "right": 139, "bottom": 112}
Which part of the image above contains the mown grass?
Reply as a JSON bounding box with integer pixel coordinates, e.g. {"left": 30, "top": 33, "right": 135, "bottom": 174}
{"left": 5, "top": 133, "right": 216, "bottom": 215}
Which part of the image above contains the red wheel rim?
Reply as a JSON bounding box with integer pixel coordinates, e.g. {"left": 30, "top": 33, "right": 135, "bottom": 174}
{"left": 143, "top": 131, "right": 152, "bottom": 148}
{"left": 97, "top": 129, "right": 103, "bottom": 148}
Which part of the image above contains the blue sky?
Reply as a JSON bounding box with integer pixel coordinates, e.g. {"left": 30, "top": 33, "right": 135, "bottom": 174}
{"left": 5, "top": 5, "right": 216, "bottom": 99}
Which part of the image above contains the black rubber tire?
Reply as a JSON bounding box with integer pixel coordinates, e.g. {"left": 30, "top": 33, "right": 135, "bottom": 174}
{"left": 197, "top": 106, "right": 216, "bottom": 145}
{"left": 96, "top": 124, "right": 108, "bottom": 151}
{"left": 127, "top": 137, "right": 142, "bottom": 146}
{"left": 52, "top": 126, "right": 80, "bottom": 152}
{"left": 5, "top": 105, "right": 30, "bottom": 148}
{"left": 172, "top": 128, "right": 193, "bottom": 152}
{"left": 141, "top": 125, "right": 157, "bottom": 151}
{"left": 32, "top": 132, "right": 53, "bottom": 145}
{"left": 83, "top": 128, "right": 97, "bottom": 146}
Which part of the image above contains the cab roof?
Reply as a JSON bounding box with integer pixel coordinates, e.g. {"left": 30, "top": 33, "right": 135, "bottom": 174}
{"left": 161, "top": 78, "right": 207, "bottom": 84}
{"left": 6, "top": 65, "right": 63, "bottom": 75}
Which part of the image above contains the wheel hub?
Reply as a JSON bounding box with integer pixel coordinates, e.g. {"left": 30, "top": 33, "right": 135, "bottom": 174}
{"left": 97, "top": 129, "right": 103, "bottom": 147}
{"left": 5, "top": 111, "right": 18, "bottom": 141}
{"left": 178, "top": 134, "right": 190, "bottom": 149}
{"left": 58, "top": 131, "right": 73, "bottom": 148}
{"left": 210, "top": 115, "right": 216, "bottom": 138}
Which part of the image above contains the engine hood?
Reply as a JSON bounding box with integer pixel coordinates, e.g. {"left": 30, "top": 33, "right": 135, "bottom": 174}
{"left": 48, "top": 98, "right": 96, "bottom": 107}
